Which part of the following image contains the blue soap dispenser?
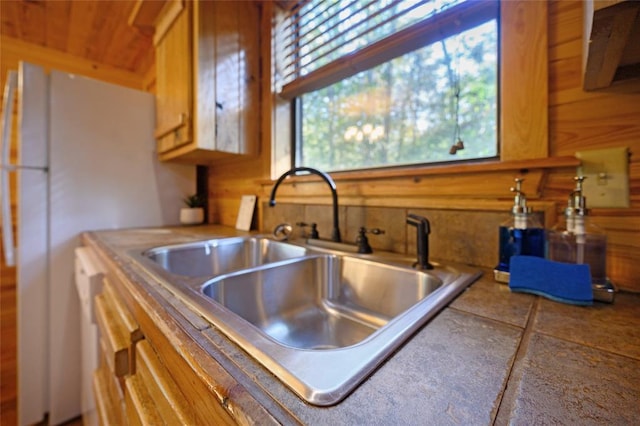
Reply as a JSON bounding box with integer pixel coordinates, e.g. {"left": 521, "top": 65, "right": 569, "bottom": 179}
{"left": 494, "top": 178, "right": 545, "bottom": 283}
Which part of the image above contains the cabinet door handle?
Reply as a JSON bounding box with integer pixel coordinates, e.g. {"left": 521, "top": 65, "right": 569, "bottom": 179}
{"left": 154, "top": 113, "right": 188, "bottom": 139}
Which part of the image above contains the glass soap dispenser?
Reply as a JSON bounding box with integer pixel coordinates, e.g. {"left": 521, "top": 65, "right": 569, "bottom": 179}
{"left": 547, "top": 176, "right": 608, "bottom": 286}
{"left": 494, "top": 178, "right": 545, "bottom": 283}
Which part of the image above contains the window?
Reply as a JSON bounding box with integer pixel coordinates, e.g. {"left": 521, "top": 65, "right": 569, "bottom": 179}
{"left": 275, "top": 0, "right": 499, "bottom": 172}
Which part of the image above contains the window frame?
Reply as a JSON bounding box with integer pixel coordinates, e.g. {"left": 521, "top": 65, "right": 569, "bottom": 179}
{"left": 270, "top": 0, "right": 549, "bottom": 179}
{"left": 283, "top": 0, "right": 501, "bottom": 172}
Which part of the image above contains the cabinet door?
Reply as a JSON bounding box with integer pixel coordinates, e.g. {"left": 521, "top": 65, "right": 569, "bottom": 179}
{"left": 154, "top": 0, "right": 193, "bottom": 153}
{"left": 196, "top": 0, "right": 259, "bottom": 156}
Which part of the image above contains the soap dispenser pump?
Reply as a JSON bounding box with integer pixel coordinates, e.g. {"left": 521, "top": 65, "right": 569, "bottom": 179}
{"left": 494, "top": 178, "right": 545, "bottom": 283}
{"left": 548, "top": 176, "right": 608, "bottom": 286}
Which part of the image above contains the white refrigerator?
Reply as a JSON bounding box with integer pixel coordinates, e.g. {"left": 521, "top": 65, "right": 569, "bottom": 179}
{"left": 0, "top": 62, "right": 195, "bottom": 425}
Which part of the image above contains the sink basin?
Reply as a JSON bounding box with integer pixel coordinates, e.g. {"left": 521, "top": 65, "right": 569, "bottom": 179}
{"left": 144, "top": 236, "right": 308, "bottom": 277}
{"left": 131, "top": 236, "right": 482, "bottom": 406}
{"left": 202, "top": 255, "right": 442, "bottom": 350}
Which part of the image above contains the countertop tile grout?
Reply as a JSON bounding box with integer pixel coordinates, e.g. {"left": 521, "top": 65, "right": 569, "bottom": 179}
{"left": 531, "top": 328, "right": 640, "bottom": 363}
{"left": 493, "top": 297, "right": 541, "bottom": 424}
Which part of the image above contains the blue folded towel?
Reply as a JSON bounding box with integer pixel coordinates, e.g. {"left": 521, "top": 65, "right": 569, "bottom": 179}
{"left": 509, "top": 256, "right": 593, "bottom": 306}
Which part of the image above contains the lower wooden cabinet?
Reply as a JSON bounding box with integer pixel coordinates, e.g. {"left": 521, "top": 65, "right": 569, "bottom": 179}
{"left": 90, "top": 248, "right": 237, "bottom": 425}
{"left": 94, "top": 276, "right": 139, "bottom": 425}
{"left": 93, "top": 353, "right": 125, "bottom": 425}
{"left": 125, "top": 340, "right": 194, "bottom": 425}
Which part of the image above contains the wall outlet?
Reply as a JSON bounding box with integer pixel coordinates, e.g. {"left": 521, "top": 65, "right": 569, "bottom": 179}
{"left": 576, "top": 147, "right": 630, "bottom": 208}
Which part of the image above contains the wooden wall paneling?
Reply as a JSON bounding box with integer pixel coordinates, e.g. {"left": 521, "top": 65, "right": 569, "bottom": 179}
{"left": 0, "top": 35, "right": 147, "bottom": 91}
{"left": 83, "top": 2, "right": 126, "bottom": 64}
{"left": 1, "top": 0, "right": 47, "bottom": 46}
{"left": 543, "top": 169, "right": 586, "bottom": 202}
{"left": 549, "top": 0, "right": 583, "bottom": 48}
{"left": 592, "top": 214, "right": 640, "bottom": 255}
{"left": 549, "top": 95, "right": 640, "bottom": 155}
{"left": 66, "top": 2, "right": 102, "bottom": 59}
{"left": 549, "top": 37, "right": 583, "bottom": 65}
{"left": 500, "top": 0, "right": 549, "bottom": 160}
{"left": 103, "top": 7, "right": 156, "bottom": 76}
{"left": 259, "top": 170, "right": 545, "bottom": 202}
{"left": 128, "top": 0, "right": 168, "bottom": 35}
{"left": 594, "top": 211, "right": 640, "bottom": 289}
{"left": 549, "top": 54, "right": 604, "bottom": 106}
{"left": 0, "top": 0, "right": 155, "bottom": 78}
{"left": 43, "top": 1, "right": 72, "bottom": 52}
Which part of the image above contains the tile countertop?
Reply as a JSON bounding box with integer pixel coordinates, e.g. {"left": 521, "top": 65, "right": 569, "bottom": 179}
{"left": 83, "top": 226, "right": 640, "bottom": 425}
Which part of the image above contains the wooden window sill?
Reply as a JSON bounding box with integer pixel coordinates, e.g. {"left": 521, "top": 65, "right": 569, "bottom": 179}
{"left": 257, "top": 156, "right": 579, "bottom": 185}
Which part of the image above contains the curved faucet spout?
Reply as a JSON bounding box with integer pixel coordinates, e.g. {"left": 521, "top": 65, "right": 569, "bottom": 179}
{"left": 269, "top": 167, "right": 341, "bottom": 242}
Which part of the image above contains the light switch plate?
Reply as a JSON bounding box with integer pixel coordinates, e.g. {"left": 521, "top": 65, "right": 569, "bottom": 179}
{"left": 576, "top": 147, "right": 630, "bottom": 208}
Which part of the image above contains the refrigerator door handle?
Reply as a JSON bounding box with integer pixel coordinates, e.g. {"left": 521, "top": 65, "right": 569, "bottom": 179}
{"left": 0, "top": 167, "right": 14, "bottom": 266}
{"left": 1, "top": 70, "right": 18, "bottom": 266}
{"left": 1, "top": 70, "right": 17, "bottom": 166}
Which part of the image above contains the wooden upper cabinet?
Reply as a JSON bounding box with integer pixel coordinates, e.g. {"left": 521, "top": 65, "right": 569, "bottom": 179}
{"left": 152, "top": 0, "right": 260, "bottom": 164}
{"left": 154, "top": 0, "right": 193, "bottom": 154}
{"left": 583, "top": 0, "right": 640, "bottom": 92}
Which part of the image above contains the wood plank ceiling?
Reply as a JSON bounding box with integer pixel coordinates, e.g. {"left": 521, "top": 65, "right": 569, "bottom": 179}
{"left": 0, "top": 0, "right": 155, "bottom": 80}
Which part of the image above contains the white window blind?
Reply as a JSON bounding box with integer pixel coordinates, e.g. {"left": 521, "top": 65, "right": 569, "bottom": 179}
{"left": 275, "top": 0, "right": 498, "bottom": 99}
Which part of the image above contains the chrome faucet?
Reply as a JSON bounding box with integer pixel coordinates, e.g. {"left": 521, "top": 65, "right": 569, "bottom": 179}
{"left": 407, "top": 214, "right": 433, "bottom": 270}
{"left": 269, "top": 167, "right": 342, "bottom": 242}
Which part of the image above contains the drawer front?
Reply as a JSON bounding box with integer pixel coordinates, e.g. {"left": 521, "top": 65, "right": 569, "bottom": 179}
{"left": 124, "top": 374, "right": 165, "bottom": 426}
{"left": 127, "top": 340, "right": 194, "bottom": 425}
{"left": 95, "top": 292, "right": 131, "bottom": 377}
{"left": 93, "top": 360, "right": 124, "bottom": 426}
{"left": 102, "top": 278, "right": 139, "bottom": 338}
{"left": 103, "top": 278, "right": 143, "bottom": 373}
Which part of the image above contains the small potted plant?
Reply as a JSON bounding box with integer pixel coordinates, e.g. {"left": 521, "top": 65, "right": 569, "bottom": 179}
{"left": 180, "top": 194, "right": 206, "bottom": 225}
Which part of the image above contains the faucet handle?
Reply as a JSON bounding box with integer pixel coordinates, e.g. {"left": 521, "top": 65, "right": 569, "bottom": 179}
{"left": 356, "top": 227, "right": 385, "bottom": 254}
{"left": 365, "top": 227, "right": 385, "bottom": 235}
{"left": 296, "top": 222, "right": 319, "bottom": 239}
{"left": 273, "top": 223, "right": 292, "bottom": 241}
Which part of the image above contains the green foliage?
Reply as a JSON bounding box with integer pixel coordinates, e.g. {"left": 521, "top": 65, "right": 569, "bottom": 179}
{"left": 298, "top": 19, "right": 498, "bottom": 172}
{"left": 183, "top": 194, "right": 206, "bottom": 208}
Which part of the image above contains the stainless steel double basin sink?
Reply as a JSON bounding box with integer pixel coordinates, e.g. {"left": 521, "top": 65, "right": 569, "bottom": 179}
{"left": 132, "top": 236, "right": 481, "bottom": 405}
